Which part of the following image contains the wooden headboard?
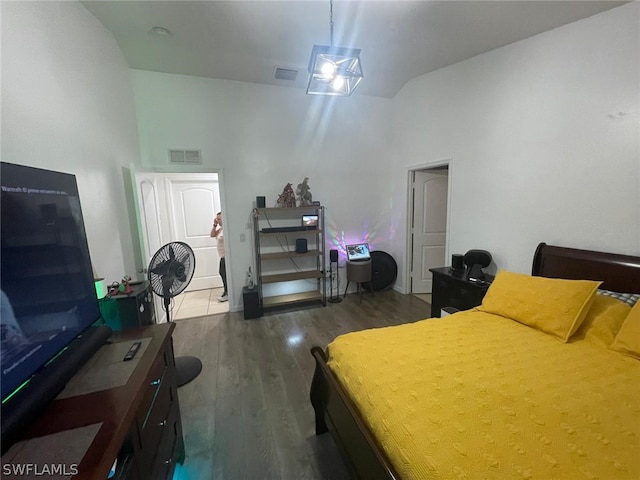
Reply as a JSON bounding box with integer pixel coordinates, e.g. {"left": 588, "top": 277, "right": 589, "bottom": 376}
{"left": 532, "top": 242, "right": 640, "bottom": 294}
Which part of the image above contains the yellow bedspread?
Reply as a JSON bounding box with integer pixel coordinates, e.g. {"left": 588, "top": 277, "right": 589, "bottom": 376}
{"left": 326, "top": 310, "right": 640, "bottom": 480}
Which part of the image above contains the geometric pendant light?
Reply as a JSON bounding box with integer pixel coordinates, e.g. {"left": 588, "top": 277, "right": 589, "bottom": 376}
{"left": 306, "top": 0, "right": 363, "bottom": 96}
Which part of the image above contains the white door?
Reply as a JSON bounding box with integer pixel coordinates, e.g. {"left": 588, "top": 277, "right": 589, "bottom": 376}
{"left": 132, "top": 171, "right": 166, "bottom": 322}
{"left": 166, "top": 176, "right": 222, "bottom": 292}
{"left": 411, "top": 169, "right": 448, "bottom": 293}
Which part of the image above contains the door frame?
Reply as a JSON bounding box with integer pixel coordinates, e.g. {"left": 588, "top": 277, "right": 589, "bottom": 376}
{"left": 405, "top": 158, "right": 453, "bottom": 295}
{"left": 130, "top": 166, "right": 232, "bottom": 319}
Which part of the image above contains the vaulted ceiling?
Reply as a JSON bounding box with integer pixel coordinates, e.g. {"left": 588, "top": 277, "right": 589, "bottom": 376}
{"left": 83, "top": 1, "right": 625, "bottom": 98}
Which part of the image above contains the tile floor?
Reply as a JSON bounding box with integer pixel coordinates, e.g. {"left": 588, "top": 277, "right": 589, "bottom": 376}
{"left": 172, "top": 287, "right": 229, "bottom": 320}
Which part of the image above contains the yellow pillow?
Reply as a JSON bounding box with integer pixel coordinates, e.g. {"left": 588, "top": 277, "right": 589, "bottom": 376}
{"left": 610, "top": 302, "right": 640, "bottom": 359}
{"left": 477, "top": 270, "right": 601, "bottom": 342}
{"left": 573, "top": 294, "right": 631, "bottom": 347}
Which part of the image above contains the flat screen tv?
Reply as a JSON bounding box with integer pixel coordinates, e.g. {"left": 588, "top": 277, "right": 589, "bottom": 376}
{"left": 1, "top": 162, "right": 110, "bottom": 448}
{"left": 346, "top": 243, "right": 371, "bottom": 262}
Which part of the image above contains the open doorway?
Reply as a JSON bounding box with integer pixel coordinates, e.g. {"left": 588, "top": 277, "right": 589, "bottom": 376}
{"left": 132, "top": 171, "right": 230, "bottom": 322}
{"left": 406, "top": 163, "right": 450, "bottom": 304}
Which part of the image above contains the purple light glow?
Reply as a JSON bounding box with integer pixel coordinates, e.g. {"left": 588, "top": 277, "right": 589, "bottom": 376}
{"left": 325, "top": 217, "right": 379, "bottom": 262}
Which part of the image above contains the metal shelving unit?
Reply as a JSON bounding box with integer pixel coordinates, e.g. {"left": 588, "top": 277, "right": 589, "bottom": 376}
{"left": 253, "top": 206, "right": 326, "bottom": 310}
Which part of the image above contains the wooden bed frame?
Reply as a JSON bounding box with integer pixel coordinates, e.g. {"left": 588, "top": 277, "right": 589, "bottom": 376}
{"left": 310, "top": 242, "right": 640, "bottom": 479}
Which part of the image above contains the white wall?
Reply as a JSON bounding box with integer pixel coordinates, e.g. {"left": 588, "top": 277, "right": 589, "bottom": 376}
{"left": 391, "top": 3, "right": 640, "bottom": 286}
{"left": 1, "top": 2, "right": 143, "bottom": 284}
{"left": 6, "top": 1, "right": 634, "bottom": 307}
{"left": 131, "top": 71, "right": 393, "bottom": 310}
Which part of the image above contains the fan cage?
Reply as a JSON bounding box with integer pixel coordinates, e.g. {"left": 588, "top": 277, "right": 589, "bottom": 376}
{"left": 148, "top": 242, "right": 196, "bottom": 299}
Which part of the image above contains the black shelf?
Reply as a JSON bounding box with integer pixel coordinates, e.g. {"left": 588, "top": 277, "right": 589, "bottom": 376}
{"left": 253, "top": 206, "right": 326, "bottom": 311}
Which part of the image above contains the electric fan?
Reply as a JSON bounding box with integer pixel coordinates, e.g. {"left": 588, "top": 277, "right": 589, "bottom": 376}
{"left": 148, "top": 241, "right": 202, "bottom": 387}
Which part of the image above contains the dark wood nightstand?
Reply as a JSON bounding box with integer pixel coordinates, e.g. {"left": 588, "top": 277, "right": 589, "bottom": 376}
{"left": 429, "top": 267, "right": 494, "bottom": 318}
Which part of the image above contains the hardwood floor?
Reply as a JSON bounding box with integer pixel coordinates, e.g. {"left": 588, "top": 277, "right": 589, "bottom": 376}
{"left": 171, "top": 290, "right": 431, "bottom": 480}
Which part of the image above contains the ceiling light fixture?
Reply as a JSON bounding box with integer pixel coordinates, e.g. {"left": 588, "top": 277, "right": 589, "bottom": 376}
{"left": 306, "top": 0, "right": 363, "bottom": 96}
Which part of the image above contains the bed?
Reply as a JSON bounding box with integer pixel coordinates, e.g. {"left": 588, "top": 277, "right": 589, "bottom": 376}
{"left": 310, "top": 242, "right": 640, "bottom": 479}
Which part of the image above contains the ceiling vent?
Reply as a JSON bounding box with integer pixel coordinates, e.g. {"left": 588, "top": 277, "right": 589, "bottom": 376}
{"left": 169, "top": 149, "right": 202, "bottom": 165}
{"left": 274, "top": 67, "right": 298, "bottom": 81}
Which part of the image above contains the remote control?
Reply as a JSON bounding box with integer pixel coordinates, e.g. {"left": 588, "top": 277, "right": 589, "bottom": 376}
{"left": 123, "top": 341, "right": 141, "bottom": 361}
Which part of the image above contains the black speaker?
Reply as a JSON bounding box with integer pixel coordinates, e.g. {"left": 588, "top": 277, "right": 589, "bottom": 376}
{"left": 451, "top": 254, "right": 464, "bottom": 271}
{"left": 242, "top": 287, "right": 262, "bottom": 319}
{"left": 256, "top": 196, "right": 266, "bottom": 208}
{"left": 295, "top": 238, "right": 308, "bottom": 254}
{"left": 328, "top": 249, "right": 342, "bottom": 303}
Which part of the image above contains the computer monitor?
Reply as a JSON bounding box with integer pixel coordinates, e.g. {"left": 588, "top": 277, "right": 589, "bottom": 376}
{"left": 346, "top": 243, "right": 371, "bottom": 262}
{"left": 302, "top": 215, "right": 318, "bottom": 229}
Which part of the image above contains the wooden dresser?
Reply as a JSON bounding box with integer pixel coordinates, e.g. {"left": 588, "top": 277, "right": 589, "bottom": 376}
{"left": 1, "top": 323, "right": 184, "bottom": 480}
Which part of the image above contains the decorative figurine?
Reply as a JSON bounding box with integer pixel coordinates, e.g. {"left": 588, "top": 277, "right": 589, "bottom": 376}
{"left": 276, "top": 183, "right": 296, "bottom": 207}
{"left": 296, "top": 177, "right": 313, "bottom": 206}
